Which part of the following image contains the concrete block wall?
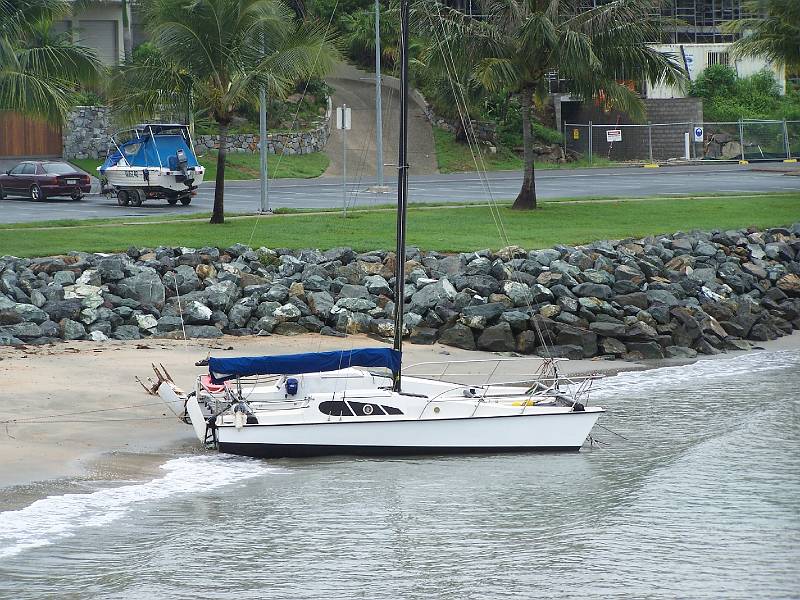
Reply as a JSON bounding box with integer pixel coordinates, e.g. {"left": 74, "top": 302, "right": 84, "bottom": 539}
{"left": 561, "top": 98, "right": 705, "bottom": 161}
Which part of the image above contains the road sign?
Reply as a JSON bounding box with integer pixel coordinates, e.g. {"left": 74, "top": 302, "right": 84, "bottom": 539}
{"left": 693, "top": 126, "right": 704, "bottom": 142}
{"left": 336, "top": 106, "right": 352, "bottom": 130}
{"left": 606, "top": 129, "right": 622, "bottom": 143}
{"left": 572, "top": 128, "right": 580, "bottom": 140}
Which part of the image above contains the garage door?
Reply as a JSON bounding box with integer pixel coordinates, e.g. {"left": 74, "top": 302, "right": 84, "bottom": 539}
{"left": 79, "top": 20, "right": 119, "bottom": 65}
{"left": 0, "top": 112, "right": 63, "bottom": 158}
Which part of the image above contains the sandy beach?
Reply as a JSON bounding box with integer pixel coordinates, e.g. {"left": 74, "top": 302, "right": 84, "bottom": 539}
{"left": 2, "top": 331, "right": 799, "bottom": 506}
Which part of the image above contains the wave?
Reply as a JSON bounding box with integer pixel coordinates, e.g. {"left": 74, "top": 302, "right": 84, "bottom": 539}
{"left": 0, "top": 454, "right": 283, "bottom": 559}
{"left": 591, "top": 348, "right": 800, "bottom": 400}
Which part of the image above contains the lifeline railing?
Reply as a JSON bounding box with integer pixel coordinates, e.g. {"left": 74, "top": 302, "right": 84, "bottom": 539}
{"left": 402, "top": 357, "right": 568, "bottom": 386}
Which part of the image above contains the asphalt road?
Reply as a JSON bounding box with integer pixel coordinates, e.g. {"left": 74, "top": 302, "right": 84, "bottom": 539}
{"left": 0, "top": 164, "right": 797, "bottom": 224}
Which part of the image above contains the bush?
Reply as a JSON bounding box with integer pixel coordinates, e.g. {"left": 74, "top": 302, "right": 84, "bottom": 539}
{"left": 689, "top": 65, "right": 800, "bottom": 121}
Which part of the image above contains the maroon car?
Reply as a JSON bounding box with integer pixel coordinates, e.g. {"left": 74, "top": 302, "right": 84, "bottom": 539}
{"left": 0, "top": 161, "right": 91, "bottom": 201}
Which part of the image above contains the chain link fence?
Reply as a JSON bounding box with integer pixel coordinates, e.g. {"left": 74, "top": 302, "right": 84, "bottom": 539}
{"left": 563, "top": 119, "right": 800, "bottom": 163}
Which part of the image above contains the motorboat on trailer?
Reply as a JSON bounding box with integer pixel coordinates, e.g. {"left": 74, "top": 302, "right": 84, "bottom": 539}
{"left": 99, "top": 123, "right": 204, "bottom": 207}
{"left": 154, "top": 349, "right": 604, "bottom": 457}
{"left": 146, "top": 0, "right": 604, "bottom": 458}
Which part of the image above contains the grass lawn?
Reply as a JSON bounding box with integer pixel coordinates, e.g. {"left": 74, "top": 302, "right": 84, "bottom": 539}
{"left": 433, "top": 128, "right": 616, "bottom": 173}
{"left": 70, "top": 151, "right": 329, "bottom": 181}
{"left": 1, "top": 193, "right": 797, "bottom": 257}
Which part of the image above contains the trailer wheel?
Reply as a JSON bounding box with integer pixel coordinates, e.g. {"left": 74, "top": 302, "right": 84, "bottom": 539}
{"left": 167, "top": 195, "right": 179, "bottom": 205}
{"left": 130, "top": 189, "right": 145, "bottom": 207}
{"left": 117, "top": 190, "right": 130, "bottom": 206}
{"left": 180, "top": 196, "right": 192, "bottom": 206}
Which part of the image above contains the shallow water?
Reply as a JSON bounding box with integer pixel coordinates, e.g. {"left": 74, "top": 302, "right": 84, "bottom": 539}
{"left": 1, "top": 350, "right": 799, "bottom": 599}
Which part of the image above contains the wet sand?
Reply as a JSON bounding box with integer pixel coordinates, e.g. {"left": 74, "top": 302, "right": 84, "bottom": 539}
{"left": 1, "top": 331, "right": 798, "bottom": 503}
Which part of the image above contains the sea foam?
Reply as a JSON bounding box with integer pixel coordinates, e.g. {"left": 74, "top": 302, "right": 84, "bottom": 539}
{"left": 0, "top": 454, "right": 282, "bottom": 559}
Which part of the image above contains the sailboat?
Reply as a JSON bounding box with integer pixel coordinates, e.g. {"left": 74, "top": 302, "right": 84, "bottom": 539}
{"left": 152, "top": 0, "right": 604, "bottom": 457}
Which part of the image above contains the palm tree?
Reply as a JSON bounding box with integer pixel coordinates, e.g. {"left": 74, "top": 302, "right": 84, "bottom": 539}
{"left": 421, "top": 0, "right": 685, "bottom": 209}
{"left": 0, "top": 0, "right": 102, "bottom": 124}
{"left": 111, "top": 0, "right": 338, "bottom": 224}
{"left": 725, "top": 0, "right": 800, "bottom": 71}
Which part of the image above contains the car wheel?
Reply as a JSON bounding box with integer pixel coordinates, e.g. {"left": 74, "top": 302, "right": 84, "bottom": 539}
{"left": 130, "top": 189, "right": 144, "bottom": 207}
{"left": 117, "top": 190, "right": 130, "bottom": 206}
{"left": 71, "top": 191, "right": 83, "bottom": 201}
{"left": 166, "top": 195, "right": 179, "bottom": 205}
{"left": 180, "top": 196, "right": 192, "bottom": 206}
{"left": 30, "top": 184, "right": 44, "bottom": 201}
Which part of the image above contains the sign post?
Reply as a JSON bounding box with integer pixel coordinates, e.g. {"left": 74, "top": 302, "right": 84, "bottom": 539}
{"left": 336, "top": 104, "right": 352, "bottom": 217}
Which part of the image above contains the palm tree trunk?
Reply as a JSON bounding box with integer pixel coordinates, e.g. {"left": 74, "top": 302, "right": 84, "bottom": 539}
{"left": 512, "top": 89, "right": 537, "bottom": 210}
{"left": 210, "top": 124, "right": 228, "bottom": 224}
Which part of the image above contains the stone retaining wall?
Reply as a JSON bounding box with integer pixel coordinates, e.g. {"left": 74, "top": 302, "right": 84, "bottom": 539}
{"left": 194, "top": 98, "right": 332, "bottom": 155}
{"left": 62, "top": 99, "right": 331, "bottom": 160}
{"left": 63, "top": 106, "right": 111, "bottom": 160}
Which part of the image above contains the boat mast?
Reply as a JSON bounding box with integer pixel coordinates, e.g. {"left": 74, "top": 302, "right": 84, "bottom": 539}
{"left": 392, "top": 0, "right": 410, "bottom": 392}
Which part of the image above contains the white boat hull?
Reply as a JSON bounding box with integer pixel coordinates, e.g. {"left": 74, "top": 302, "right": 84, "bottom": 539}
{"left": 103, "top": 165, "right": 204, "bottom": 193}
{"left": 210, "top": 404, "right": 602, "bottom": 458}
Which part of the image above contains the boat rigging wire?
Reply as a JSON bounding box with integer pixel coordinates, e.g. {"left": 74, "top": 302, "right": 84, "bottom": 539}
{"left": 426, "top": 0, "right": 560, "bottom": 360}
{"left": 246, "top": 0, "right": 342, "bottom": 247}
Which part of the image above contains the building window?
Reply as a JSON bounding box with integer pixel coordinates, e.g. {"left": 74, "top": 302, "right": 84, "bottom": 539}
{"left": 707, "top": 52, "right": 730, "bottom": 67}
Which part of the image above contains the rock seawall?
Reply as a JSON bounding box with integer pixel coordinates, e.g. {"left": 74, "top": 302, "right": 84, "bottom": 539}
{"left": 2, "top": 224, "right": 800, "bottom": 358}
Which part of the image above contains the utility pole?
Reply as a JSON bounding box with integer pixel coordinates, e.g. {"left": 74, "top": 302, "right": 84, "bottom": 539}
{"left": 374, "top": 0, "right": 385, "bottom": 189}
{"left": 259, "top": 86, "right": 269, "bottom": 213}
{"left": 259, "top": 34, "right": 269, "bottom": 213}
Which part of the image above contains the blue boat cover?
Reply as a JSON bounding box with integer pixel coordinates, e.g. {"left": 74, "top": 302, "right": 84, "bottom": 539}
{"left": 209, "top": 348, "right": 401, "bottom": 383}
{"left": 100, "top": 134, "right": 198, "bottom": 173}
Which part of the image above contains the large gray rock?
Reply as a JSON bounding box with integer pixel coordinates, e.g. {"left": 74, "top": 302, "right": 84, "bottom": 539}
{"left": 625, "top": 341, "right": 664, "bottom": 359}
{"left": 590, "top": 321, "right": 626, "bottom": 337}
{"left": 572, "top": 283, "right": 613, "bottom": 300}
{"left": 1, "top": 322, "right": 42, "bottom": 340}
{"left": 364, "top": 275, "right": 392, "bottom": 296}
{"left": 205, "top": 280, "right": 240, "bottom": 312}
{"left": 60, "top": 318, "right": 86, "bottom": 340}
{"left": 338, "top": 284, "right": 370, "bottom": 299}
{"left": 163, "top": 265, "right": 201, "bottom": 296}
{"left": 116, "top": 270, "right": 165, "bottom": 309}
{"left": 556, "top": 325, "right": 597, "bottom": 357}
{"left": 665, "top": 346, "right": 698, "bottom": 358}
{"left": 646, "top": 289, "right": 681, "bottom": 307}
{"left": 12, "top": 303, "right": 49, "bottom": 324}
{"left": 157, "top": 316, "right": 185, "bottom": 333}
{"left": 112, "top": 325, "right": 141, "bottom": 340}
{"left": 184, "top": 325, "right": 224, "bottom": 338}
{"left": 439, "top": 324, "right": 476, "bottom": 350}
{"left": 184, "top": 300, "right": 213, "bottom": 324}
{"left": 228, "top": 301, "right": 255, "bottom": 329}
{"left": 307, "top": 291, "right": 334, "bottom": 317}
{"left": 43, "top": 299, "right": 83, "bottom": 321}
{"left": 477, "top": 322, "right": 516, "bottom": 352}
{"left": 409, "top": 278, "right": 456, "bottom": 311}
{"left": 335, "top": 297, "right": 376, "bottom": 312}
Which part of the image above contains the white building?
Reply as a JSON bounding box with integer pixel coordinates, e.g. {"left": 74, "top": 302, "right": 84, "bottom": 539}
{"left": 645, "top": 43, "right": 787, "bottom": 99}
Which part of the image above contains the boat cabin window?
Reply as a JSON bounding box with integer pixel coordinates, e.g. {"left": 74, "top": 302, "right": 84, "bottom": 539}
{"left": 318, "top": 401, "right": 400, "bottom": 417}
{"left": 123, "top": 143, "right": 142, "bottom": 155}
{"left": 348, "top": 402, "right": 386, "bottom": 417}
{"left": 318, "top": 401, "right": 353, "bottom": 417}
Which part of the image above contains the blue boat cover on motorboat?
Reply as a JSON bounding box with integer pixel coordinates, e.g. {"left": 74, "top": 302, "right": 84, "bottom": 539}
{"left": 100, "top": 134, "right": 199, "bottom": 173}
{"left": 208, "top": 348, "right": 402, "bottom": 382}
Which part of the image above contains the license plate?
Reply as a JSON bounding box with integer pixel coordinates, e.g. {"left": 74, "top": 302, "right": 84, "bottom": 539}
{"left": 66, "top": 179, "right": 78, "bottom": 185}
